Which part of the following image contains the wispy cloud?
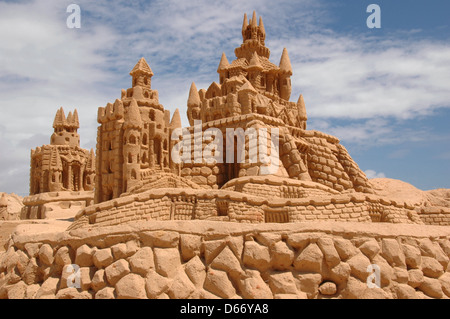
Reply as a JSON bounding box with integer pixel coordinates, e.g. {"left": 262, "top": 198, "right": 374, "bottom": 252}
{"left": 0, "top": 0, "right": 449, "bottom": 194}
{"left": 365, "top": 169, "right": 386, "bottom": 179}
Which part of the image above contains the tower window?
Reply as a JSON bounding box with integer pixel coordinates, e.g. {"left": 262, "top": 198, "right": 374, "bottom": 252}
{"left": 128, "top": 153, "right": 133, "bottom": 163}
{"left": 143, "top": 134, "right": 148, "bottom": 145}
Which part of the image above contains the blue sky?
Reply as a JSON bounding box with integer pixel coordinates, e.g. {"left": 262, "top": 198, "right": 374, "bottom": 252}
{"left": 0, "top": 0, "right": 449, "bottom": 195}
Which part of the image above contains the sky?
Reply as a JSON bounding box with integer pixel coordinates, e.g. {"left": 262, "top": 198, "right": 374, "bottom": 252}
{"left": 0, "top": 0, "right": 449, "bottom": 196}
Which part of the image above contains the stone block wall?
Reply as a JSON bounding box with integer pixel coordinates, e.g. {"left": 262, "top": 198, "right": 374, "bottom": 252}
{"left": 417, "top": 207, "right": 450, "bottom": 226}
{"left": 1, "top": 221, "right": 449, "bottom": 299}
{"left": 21, "top": 191, "right": 94, "bottom": 220}
{"left": 68, "top": 187, "right": 424, "bottom": 230}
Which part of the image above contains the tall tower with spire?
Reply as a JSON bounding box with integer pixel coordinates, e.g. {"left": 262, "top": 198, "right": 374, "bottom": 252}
{"left": 187, "top": 11, "right": 302, "bottom": 128}
{"left": 95, "top": 57, "right": 182, "bottom": 203}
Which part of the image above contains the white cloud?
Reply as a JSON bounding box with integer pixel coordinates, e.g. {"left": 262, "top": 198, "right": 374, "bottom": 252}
{"left": 276, "top": 34, "right": 450, "bottom": 120}
{"left": 364, "top": 170, "right": 386, "bottom": 179}
{"left": 0, "top": 0, "right": 449, "bottom": 194}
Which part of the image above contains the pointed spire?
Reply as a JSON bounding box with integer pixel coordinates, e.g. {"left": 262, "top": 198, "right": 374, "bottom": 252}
{"left": 124, "top": 98, "right": 143, "bottom": 129}
{"left": 66, "top": 111, "right": 73, "bottom": 127}
{"left": 73, "top": 109, "right": 80, "bottom": 128}
{"left": 240, "top": 80, "right": 257, "bottom": 93}
{"left": 53, "top": 107, "right": 66, "bottom": 129}
{"left": 242, "top": 13, "right": 248, "bottom": 34}
{"left": 0, "top": 193, "right": 7, "bottom": 207}
{"left": 248, "top": 51, "right": 263, "bottom": 70}
{"left": 130, "top": 57, "right": 153, "bottom": 77}
{"left": 170, "top": 108, "right": 182, "bottom": 129}
{"left": 259, "top": 16, "right": 265, "bottom": 35}
{"left": 297, "top": 94, "right": 307, "bottom": 120}
{"left": 217, "top": 52, "right": 230, "bottom": 72}
{"left": 187, "top": 82, "right": 201, "bottom": 107}
{"left": 251, "top": 11, "right": 258, "bottom": 28}
{"left": 279, "top": 48, "right": 293, "bottom": 75}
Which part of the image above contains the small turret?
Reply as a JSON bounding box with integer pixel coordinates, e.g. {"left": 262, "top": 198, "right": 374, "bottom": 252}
{"left": 130, "top": 57, "right": 154, "bottom": 89}
{"left": 236, "top": 11, "right": 270, "bottom": 60}
{"left": 279, "top": 48, "right": 293, "bottom": 75}
{"left": 217, "top": 52, "right": 230, "bottom": 84}
{"left": 51, "top": 107, "right": 80, "bottom": 146}
{"left": 279, "top": 48, "right": 293, "bottom": 101}
{"left": 187, "top": 82, "right": 201, "bottom": 126}
{"left": 170, "top": 108, "right": 182, "bottom": 129}
{"left": 123, "top": 98, "right": 142, "bottom": 191}
{"left": 297, "top": 94, "right": 307, "bottom": 129}
{"left": 247, "top": 51, "right": 263, "bottom": 88}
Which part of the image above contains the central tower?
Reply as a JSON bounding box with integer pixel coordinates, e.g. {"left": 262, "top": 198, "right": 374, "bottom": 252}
{"left": 187, "top": 11, "right": 302, "bottom": 128}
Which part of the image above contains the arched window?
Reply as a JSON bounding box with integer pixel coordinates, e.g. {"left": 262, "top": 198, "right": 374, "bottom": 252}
{"left": 131, "top": 169, "right": 137, "bottom": 180}
{"left": 143, "top": 134, "right": 148, "bottom": 145}
{"left": 142, "top": 152, "right": 147, "bottom": 164}
{"left": 128, "top": 153, "right": 133, "bottom": 163}
{"left": 129, "top": 135, "right": 136, "bottom": 144}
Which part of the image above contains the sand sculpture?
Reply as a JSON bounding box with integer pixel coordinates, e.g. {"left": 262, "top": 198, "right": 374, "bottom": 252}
{"left": 69, "top": 11, "right": 423, "bottom": 230}
{"left": 1, "top": 12, "right": 450, "bottom": 300}
{"left": 20, "top": 108, "right": 95, "bottom": 220}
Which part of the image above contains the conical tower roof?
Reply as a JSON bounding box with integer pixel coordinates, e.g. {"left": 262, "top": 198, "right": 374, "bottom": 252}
{"left": 279, "top": 48, "right": 293, "bottom": 75}
{"left": 187, "top": 82, "right": 201, "bottom": 107}
{"left": 72, "top": 109, "right": 80, "bottom": 128}
{"left": 123, "top": 98, "right": 143, "bottom": 129}
{"left": 53, "top": 107, "right": 66, "bottom": 129}
{"left": 250, "top": 11, "right": 258, "bottom": 28}
{"left": 297, "top": 94, "right": 307, "bottom": 120}
{"left": 248, "top": 51, "right": 263, "bottom": 70}
{"left": 217, "top": 52, "right": 230, "bottom": 72}
{"left": 130, "top": 57, "right": 154, "bottom": 77}
{"left": 242, "top": 13, "right": 248, "bottom": 38}
{"left": 259, "top": 16, "right": 265, "bottom": 35}
{"left": 240, "top": 80, "right": 257, "bottom": 93}
{"left": 170, "top": 108, "right": 182, "bottom": 129}
{"left": 66, "top": 111, "right": 73, "bottom": 127}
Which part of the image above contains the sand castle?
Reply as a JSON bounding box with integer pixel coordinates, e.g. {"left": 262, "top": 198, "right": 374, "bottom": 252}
{"left": 68, "top": 11, "right": 424, "bottom": 230}
{"left": 1, "top": 12, "right": 450, "bottom": 300}
{"left": 20, "top": 108, "right": 95, "bottom": 220}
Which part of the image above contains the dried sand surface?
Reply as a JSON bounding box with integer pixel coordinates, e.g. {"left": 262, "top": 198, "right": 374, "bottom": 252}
{"left": 370, "top": 178, "right": 450, "bottom": 208}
